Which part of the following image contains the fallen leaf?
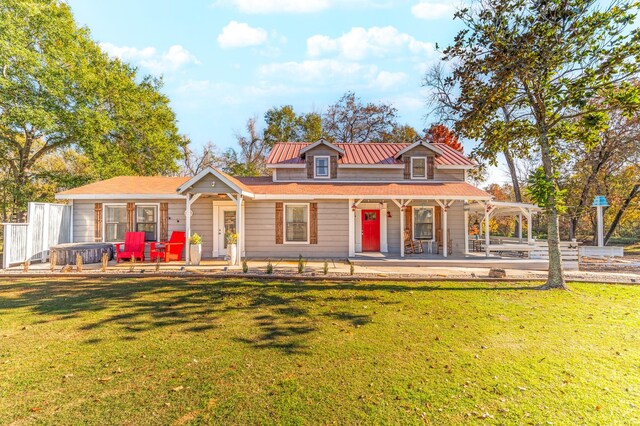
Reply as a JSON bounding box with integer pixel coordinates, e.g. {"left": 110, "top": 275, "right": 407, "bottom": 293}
{"left": 30, "top": 407, "right": 41, "bottom": 412}
{"left": 97, "top": 377, "right": 112, "bottom": 382}
{"left": 172, "top": 386, "right": 184, "bottom": 392}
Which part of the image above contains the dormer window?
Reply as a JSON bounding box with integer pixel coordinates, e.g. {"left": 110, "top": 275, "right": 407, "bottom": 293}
{"left": 411, "top": 157, "right": 426, "bottom": 179}
{"left": 314, "top": 156, "right": 330, "bottom": 178}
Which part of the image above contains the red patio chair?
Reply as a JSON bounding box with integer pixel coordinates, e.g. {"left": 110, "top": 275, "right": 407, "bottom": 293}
{"left": 115, "top": 231, "right": 146, "bottom": 263}
{"left": 150, "top": 231, "right": 186, "bottom": 262}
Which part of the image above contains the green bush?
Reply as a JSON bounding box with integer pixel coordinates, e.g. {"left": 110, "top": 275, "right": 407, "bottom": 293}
{"left": 266, "top": 261, "right": 273, "bottom": 275}
{"left": 298, "top": 255, "right": 306, "bottom": 274}
{"left": 323, "top": 260, "right": 329, "bottom": 275}
{"left": 242, "top": 260, "right": 248, "bottom": 273}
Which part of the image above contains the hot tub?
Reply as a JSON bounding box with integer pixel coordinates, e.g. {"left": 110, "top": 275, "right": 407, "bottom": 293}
{"left": 50, "top": 242, "right": 114, "bottom": 265}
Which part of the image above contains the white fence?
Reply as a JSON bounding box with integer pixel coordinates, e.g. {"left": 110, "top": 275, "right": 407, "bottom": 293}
{"left": 2, "top": 202, "right": 72, "bottom": 269}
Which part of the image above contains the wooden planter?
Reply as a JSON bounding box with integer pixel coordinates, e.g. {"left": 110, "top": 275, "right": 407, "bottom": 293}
{"left": 50, "top": 243, "right": 114, "bottom": 265}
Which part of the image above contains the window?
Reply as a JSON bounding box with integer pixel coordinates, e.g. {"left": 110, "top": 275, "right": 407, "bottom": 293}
{"left": 136, "top": 205, "right": 158, "bottom": 241}
{"left": 413, "top": 207, "right": 434, "bottom": 240}
{"left": 314, "top": 156, "right": 329, "bottom": 178}
{"left": 411, "top": 157, "right": 426, "bottom": 178}
{"left": 285, "top": 204, "right": 309, "bottom": 243}
{"left": 104, "top": 205, "right": 126, "bottom": 242}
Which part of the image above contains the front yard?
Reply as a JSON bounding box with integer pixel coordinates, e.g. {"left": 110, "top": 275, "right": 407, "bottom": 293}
{"left": 0, "top": 278, "right": 638, "bottom": 424}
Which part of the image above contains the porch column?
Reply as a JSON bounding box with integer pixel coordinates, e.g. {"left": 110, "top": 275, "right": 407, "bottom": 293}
{"left": 234, "top": 195, "right": 243, "bottom": 266}
{"left": 484, "top": 204, "right": 491, "bottom": 257}
{"left": 518, "top": 213, "right": 523, "bottom": 242}
{"left": 185, "top": 193, "right": 192, "bottom": 264}
{"left": 463, "top": 204, "right": 469, "bottom": 255}
{"left": 442, "top": 205, "right": 449, "bottom": 258}
{"left": 348, "top": 199, "right": 355, "bottom": 257}
{"left": 400, "top": 203, "right": 405, "bottom": 258}
{"left": 527, "top": 211, "right": 533, "bottom": 243}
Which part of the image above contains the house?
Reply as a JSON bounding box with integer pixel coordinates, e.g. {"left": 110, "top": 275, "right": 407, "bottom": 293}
{"left": 55, "top": 139, "right": 539, "bottom": 265}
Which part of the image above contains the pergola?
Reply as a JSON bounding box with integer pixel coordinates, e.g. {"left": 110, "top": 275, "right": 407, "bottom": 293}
{"left": 467, "top": 201, "right": 542, "bottom": 256}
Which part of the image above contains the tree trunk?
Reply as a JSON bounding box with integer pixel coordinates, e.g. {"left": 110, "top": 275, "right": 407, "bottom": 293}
{"left": 604, "top": 184, "right": 640, "bottom": 245}
{"left": 503, "top": 147, "right": 522, "bottom": 202}
{"left": 538, "top": 130, "right": 567, "bottom": 290}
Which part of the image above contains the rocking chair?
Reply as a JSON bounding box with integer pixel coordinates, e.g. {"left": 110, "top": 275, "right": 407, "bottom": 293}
{"left": 436, "top": 229, "right": 453, "bottom": 255}
{"left": 403, "top": 229, "right": 424, "bottom": 254}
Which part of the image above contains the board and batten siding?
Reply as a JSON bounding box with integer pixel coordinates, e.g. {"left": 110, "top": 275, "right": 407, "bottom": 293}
{"left": 244, "top": 200, "right": 349, "bottom": 258}
{"left": 72, "top": 199, "right": 186, "bottom": 243}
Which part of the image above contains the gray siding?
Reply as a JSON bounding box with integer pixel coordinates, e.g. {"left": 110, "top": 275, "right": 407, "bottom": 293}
{"left": 434, "top": 168, "right": 465, "bottom": 181}
{"left": 387, "top": 202, "right": 402, "bottom": 254}
{"left": 189, "top": 198, "right": 213, "bottom": 256}
{"left": 244, "top": 200, "right": 349, "bottom": 258}
{"left": 72, "top": 198, "right": 187, "bottom": 243}
{"left": 275, "top": 166, "right": 463, "bottom": 181}
{"left": 190, "top": 173, "right": 236, "bottom": 194}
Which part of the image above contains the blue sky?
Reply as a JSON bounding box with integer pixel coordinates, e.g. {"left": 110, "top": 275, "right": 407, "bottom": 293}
{"left": 67, "top": 0, "right": 506, "bottom": 179}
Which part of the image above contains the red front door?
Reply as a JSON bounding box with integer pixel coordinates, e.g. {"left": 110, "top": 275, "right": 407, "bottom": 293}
{"left": 362, "top": 210, "right": 381, "bottom": 252}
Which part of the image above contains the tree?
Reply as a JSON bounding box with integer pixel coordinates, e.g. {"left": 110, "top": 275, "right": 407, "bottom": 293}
{"left": 426, "top": 124, "right": 463, "bottom": 152}
{"left": 323, "top": 92, "right": 398, "bottom": 143}
{"left": 223, "top": 117, "right": 269, "bottom": 176}
{"left": 179, "top": 139, "right": 223, "bottom": 176}
{"left": 263, "top": 105, "right": 323, "bottom": 145}
{"left": 433, "top": 0, "right": 640, "bottom": 289}
{"left": 0, "top": 0, "right": 183, "bottom": 219}
{"left": 425, "top": 65, "right": 531, "bottom": 202}
{"left": 384, "top": 124, "right": 419, "bottom": 144}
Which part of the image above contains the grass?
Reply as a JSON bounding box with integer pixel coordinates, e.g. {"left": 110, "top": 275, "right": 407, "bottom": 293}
{"left": 625, "top": 242, "right": 640, "bottom": 255}
{"left": 0, "top": 278, "right": 638, "bottom": 425}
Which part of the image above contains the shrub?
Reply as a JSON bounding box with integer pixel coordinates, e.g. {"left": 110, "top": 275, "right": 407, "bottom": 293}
{"left": 323, "top": 260, "right": 329, "bottom": 275}
{"left": 242, "top": 259, "right": 249, "bottom": 273}
{"left": 266, "top": 261, "right": 273, "bottom": 274}
{"left": 350, "top": 263, "right": 355, "bottom": 276}
{"left": 189, "top": 233, "right": 202, "bottom": 245}
{"left": 298, "top": 254, "right": 306, "bottom": 274}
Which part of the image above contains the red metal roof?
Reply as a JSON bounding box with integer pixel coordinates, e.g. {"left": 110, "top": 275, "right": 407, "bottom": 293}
{"left": 266, "top": 142, "right": 476, "bottom": 167}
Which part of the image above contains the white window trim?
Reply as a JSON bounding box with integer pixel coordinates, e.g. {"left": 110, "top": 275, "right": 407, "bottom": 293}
{"left": 314, "top": 156, "right": 330, "bottom": 179}
{"left": 411, "top": 157, "right": 427, "bottom": 179}
{"left": 412, "top": 206, "right": 436, "bottom": 241}
{"left": 103, "top": 203, "right": 127, "bottom": 243}
{"left": 135, "top": 203, "right": 160, "bottom": 242}
{"left": 283, "top": 202, "right": 310, "bottom": 244}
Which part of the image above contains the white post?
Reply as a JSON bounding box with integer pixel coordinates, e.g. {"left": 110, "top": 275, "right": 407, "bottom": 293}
{"left": 348, "top": 199, "right": 355, "bottom": 257}
{"left": 400, "top": 203, "right": 405, "bottom": 258}
{"left": 235, "top": 195, "right": 243, "bottom": 266}
{"left": 3, "top": 225, "right": 10, "bottom": 269}
{"left": 527, "top": 212, "right": 532, "bottom": 243}
{"left": 484, "top": 207, "right": 490, "bottom": 257}
{"left": 596, "top": 205, "right": 604, "bottom": 247}
{"left": 185, "top": 194, "right": 192, "bottom": 264}
{"left": 518, "top": 213, "right": 523, "bottom": 243}
{"left": 241, "top": 199, "right": 246, "bottom": 258}
{"left": 443, "top": 205, "right": 448, "bottom": 258}
{"left": 464, "top": 207, "right": 469, "bottom": 255}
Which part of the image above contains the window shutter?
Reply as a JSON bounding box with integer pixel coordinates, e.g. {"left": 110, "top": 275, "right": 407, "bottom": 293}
{"left": 275, "top": 202, "right": 283, "bottom": 244}
{"left": 330, "top": 156, "right": 338, "bottom": 179}
{"left": 310, "top": 202, "right": 318, "bottom": 244}
{"left": 126, "top": 202, "right": 135, "bottom": 232}
{"left": 435, "top": 206, "right": 442, "bottom": 242}
{"left": 404, "top": 157, "right": 411, "bottom": 179}
{"left": 160, "top": 202, "right": 169, "bottom": 241}
{"left": 306, "top": 155, "right": 314, "bottom": 179}
{"left": 427, "top": 156, "right": 435, "bottom": 179}
{"left": 94, "top": 203, "right": 103, "bottom": 242}
{"left": 405, "top": 206, "right": 412, "bottom": 238}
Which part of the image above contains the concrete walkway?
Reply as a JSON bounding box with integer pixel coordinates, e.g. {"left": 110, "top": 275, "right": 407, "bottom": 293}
{"left": 3, "top": 258, "right": 639, "bottom": 283}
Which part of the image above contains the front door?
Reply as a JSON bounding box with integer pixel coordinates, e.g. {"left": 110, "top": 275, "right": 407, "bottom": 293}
{"left": 362, "top": 210, "right": 381, "bottom": 252}
{"left": 217, "top": 208, "right": 237, "bottom": 257}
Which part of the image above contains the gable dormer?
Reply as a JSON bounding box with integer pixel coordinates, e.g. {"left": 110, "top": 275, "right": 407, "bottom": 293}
{"left": 394, "top": 140, "right": 443, "bottom": 180}
{"left": 300, "top": 138, "right": 345, "bottom": 180}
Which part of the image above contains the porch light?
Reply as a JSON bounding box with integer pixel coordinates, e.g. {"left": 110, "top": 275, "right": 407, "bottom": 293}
{"left": 387, "top": 211, "right": 392, "bottom": 219}
{"left": 351, "top": 203, "right": 357, "bottom": 212}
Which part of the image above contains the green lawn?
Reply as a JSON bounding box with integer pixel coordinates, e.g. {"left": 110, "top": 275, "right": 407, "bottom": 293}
{"left": 0, "top": 278, "right": 638, "bottom": 425}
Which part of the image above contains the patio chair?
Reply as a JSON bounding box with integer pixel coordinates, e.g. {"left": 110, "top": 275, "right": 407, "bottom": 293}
{"left": 403, "top": 229, "right": 424, "bottom": 254}
{"left": 115, "top": 231, "right": 146, "bottom": 263}
{"left": 150, "top": 231, "right": 186, "bottom": 262}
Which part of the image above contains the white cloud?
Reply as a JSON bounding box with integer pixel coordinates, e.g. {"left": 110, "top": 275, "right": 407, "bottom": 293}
{"left": 372, "top": 71, "right": 408, "bottom": 90}
{"left": 99, "top": 42, "right": 198, "bottom": 74}
{"left": 257, "top": 59, "right": 406, "bottom": 90}
{"left": 307, "top": 26, "right": 435, "bottom": 60}
{"left": 215, "top": 0, "right": 329, "bottom": 13}
{"left": 213, "top": 0, "right": 392, "bottom": 13}
{"left": 217, "top": 21, "right": 268, "bottom": 48}
{"left": 411, "top": 1, "right": 456, "bottom": 20}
